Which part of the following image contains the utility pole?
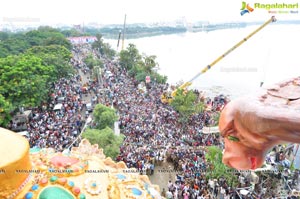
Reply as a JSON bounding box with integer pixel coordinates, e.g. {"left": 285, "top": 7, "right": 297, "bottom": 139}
{"left": 96, "top": 66, "right": 103, "bottom": 87}
{"left": 82, "top": 21, "right": 85, "bottom": 34}
{"left": 117, "top": 30, "right": 122, "bottom": 51}
{"left": 122, "top": 14, "right": 127, "bottom": 50}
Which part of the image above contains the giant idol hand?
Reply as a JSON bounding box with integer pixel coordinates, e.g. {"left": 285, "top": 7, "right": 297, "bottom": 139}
{"left": 219, "top": 77, "right": 300, "bottom": 170}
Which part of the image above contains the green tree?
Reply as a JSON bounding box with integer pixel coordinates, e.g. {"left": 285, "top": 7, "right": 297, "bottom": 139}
{"left": 0, "top": 45, "right": 10, "bottom": 58}
{"left": 93, "top": 104, "right": 118, "bottom": 130}
{"left": 120, "top": 44, "right": 167, "bottom": 84}
{"left": 0, "top": 27, "right": 72, "bottom": 58}
{"left": 151, "top": 72, "right": 168, "bottom": 84}
{"left": 170, "top": 89, "right": 204, "bottom": 124}
{"left": 128, "top": 64, "right": 144, "bottom": 77}
{"left": 143, "top": 54, "right": 158, "bottom": 74}
{"left": 26, "top": 44, "right": 71, "bottom": 60}
{"left": 37, "top": 26, "right": 60, "bottom": 32}
{"left": 142, "top": 54, "right": 167, "bottom": 84}
{"left": 0, "top": 37, "right": 30, "bottom": 56}
{"left": 25, "top": 30, "right": 47, "bottom": 46}
{"left": 0, "top": 32, "right": 9, "bottom": 40}
{"left": 92, "top": 33, "right": 105, "bottom": 54}
{"left": 43, "top": 34, "right": 72, "bottom": 50}
{"left": 0, "top": 54, "right": 53, "bottom": 108}
{"left": 135, "top": 70, "right": 148, "bottom": 82}
{"left": 26, "top": 45, "right": 74, "bottom": 80}
{"left": 60, "top": 29, "right": 87, "bottom": 37}
{"left": 0, "top": 94, "right": 13, "bottom": 127}
{"left": 25, "top": 27, "right": 72, "bottom": 49}
{"left": 205, "top": 146, "right": 238, "bottom": 187}
{"left": 84, "top": 53, "right": 103, "bottom": 69}
{"left": 131, "top": 54, "right": 157, "bottom": 83}
{"left": 91, "top": 34, "right": 116, "bottom": 58}
{"left": 119, "top": 43, "right": 141, "bottom": 70}
{"left": 102, "top": 43, "right": 116, "bottom": 59}
{"left": 82, "top": 127, "right": 124, "bottom": 159}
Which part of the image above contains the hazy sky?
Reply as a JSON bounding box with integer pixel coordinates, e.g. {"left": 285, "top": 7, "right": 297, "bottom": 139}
{"left": 0, "top": 0, "right": 299, "bottom": 25}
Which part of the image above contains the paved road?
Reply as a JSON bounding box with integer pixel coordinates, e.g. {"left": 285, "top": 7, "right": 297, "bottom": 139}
{"left": 78, "top": 70, "right": 93, "bottom": 106}
{"left": 149, "top": 162, "right": 176, "bottom": 194}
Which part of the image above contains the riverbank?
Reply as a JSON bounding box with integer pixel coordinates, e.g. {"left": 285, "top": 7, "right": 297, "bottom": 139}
{"left": 107, "top": 24, "right": 300, "bottom": 100}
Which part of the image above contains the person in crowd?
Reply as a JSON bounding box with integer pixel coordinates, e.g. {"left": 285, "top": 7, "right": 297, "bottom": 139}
{"left": 161, "top": 188, "right": 166, "bottom": 197}
{"left": 18, "top": 42, "right": 281, "bottom": 199}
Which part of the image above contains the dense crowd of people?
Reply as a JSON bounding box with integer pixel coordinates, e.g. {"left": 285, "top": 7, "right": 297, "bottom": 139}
{"left": 26, "top": 77, "right": 85, "bottom": 150}
{"left": 9, "top": 42, "right": 300, "bottom": 199}
{"left": 90, "top": 47, "right": 231, "bottom": 199}
{"left": 10, "top": 42, "right": 236, "bottom": 198}
{"left": 10, "top": 44, "right": 96, "bottom": 151}
{"left": 99, "top": 59, "right": 226, "bottom": 169}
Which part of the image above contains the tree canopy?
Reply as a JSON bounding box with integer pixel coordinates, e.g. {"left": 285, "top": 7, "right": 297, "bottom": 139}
{"left": 0, "top": 27, "right": 72, "bottom": 58}
{"left": 205, "top": 146, "right": 238, "bottom": 187}
{"left": 119, "top": 43, "right": 167, "bottom": 84}
{"left": 0, "top": 94, "right": 13, "bottom": 127}
{"left": 91, "top": 33, "right": 116, "bottom": 59}
{"left": 25, "top": 26, "right": 72, "bottom": 50}
{"left": 82, "top": 103, "right": 121, "bottom": 159}
{"left": 170, "top": 89, "right": 205, "bottom": 124}
{"left": 26, "top": 45, "right": 74, "bottom": 80}
{"left": 0, "top": 27, "right": 73, "bottom": 127}
{"left": 93, "top": 103, "right": 118, "bottom": 130}
{"left": 84, "top": 53, "right": 103, "bottom": 69}
{"left": 82, "top": 127, "right": 124, "bottom": 159}
{"left": 119, "top": 43, "right": 142, "bottom": 71}
{"left": 61, "top": 29, "right": 90, "bottom": 37}
{"left": 0, "top": 54, "right": 53, "bottom": 108}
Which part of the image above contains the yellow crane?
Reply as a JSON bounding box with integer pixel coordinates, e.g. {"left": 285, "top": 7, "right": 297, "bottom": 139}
{"left": 161, "top": 16, "right": 277, "bottom": 104}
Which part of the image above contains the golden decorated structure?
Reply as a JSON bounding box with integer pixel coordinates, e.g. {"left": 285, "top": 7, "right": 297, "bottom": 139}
{"left": 0, "top": 128, "right": 162, "bottom": 199}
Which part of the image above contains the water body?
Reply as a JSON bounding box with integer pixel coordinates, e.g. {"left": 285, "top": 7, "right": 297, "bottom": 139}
{"left": 107, "top": 24, "right": 300, "bottom": 98}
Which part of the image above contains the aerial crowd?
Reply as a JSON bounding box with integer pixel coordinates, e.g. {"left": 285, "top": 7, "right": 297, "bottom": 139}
{"left": 10, "top": 42, "right": 298, "bottom": 199}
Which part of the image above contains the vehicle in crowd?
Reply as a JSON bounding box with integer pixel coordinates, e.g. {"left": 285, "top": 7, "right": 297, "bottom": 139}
{"left": 86, "top": 103, "right": 93, "bottom": 112}
{"left": 53, "top": 103, "right": 63, "bottom": 111}
{"left": 57, "top": 96, "right": 65, "bottom": 103}
{"left": 11, "top": 110, "right": 32, "bottom": 132}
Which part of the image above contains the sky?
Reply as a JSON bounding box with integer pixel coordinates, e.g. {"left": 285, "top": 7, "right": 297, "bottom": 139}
{"left": 0, "top": 0, "right": 299, "bottom": 26}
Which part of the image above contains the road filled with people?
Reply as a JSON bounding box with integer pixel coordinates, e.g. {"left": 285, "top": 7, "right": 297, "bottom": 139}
{"left": 10, "top": 42, "right": 299, "bottom": 199}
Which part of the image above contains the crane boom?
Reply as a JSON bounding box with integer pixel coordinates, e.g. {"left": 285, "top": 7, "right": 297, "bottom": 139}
{"left": 168, "top": 16, "right": 277, "bottom": 99}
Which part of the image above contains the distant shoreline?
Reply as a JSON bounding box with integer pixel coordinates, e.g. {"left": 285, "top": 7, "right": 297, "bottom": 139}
{"left": 2, "top": 20, "right": 299, "bottom": 40}
{"left": 95, "top": 20, "right": 300, "bottom": 39}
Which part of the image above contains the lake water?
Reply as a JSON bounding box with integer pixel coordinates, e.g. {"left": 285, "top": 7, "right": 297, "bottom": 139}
{"left": 106, "top": 24, "right": 300, "bottom": 98}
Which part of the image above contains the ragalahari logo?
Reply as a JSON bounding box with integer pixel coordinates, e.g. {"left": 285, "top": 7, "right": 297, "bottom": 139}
{"left": 241, "top": 2, "right": 254, "bottom": 15}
